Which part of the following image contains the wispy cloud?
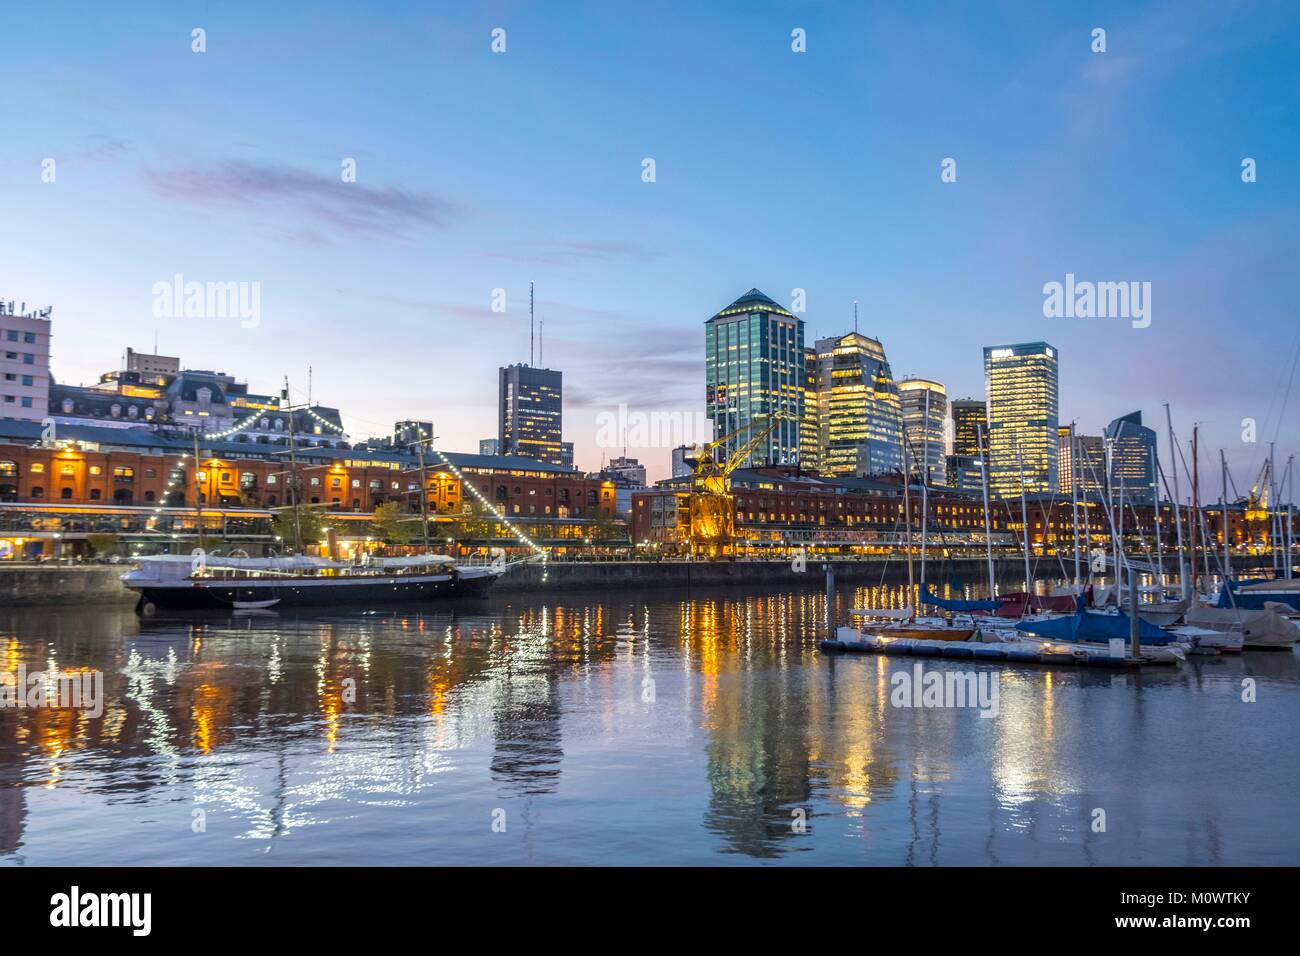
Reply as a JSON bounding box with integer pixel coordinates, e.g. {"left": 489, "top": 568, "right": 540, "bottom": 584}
{"left": 480, "top": 238, "right": 659, "bottom": 265}
{"left": 143, "top": 160, "right": 462, "bottom": 240}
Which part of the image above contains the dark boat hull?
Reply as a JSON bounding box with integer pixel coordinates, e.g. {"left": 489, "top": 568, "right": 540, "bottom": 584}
{"left": 132, "top": 571, "right": 500, "bottom": 609}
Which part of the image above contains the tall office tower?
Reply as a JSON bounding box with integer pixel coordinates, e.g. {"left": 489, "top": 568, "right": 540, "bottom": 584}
{"left": 799, "top": 346, "right": 821, "bottom": 471}
{"left": 671, "top": 445, "right": 692, "bottom": 479}
{"left": 984, "top": 342, "right": 1059, "bottom": 497}
{"left": 816, "top": 332, "right": 903, "bottom": 477}
{"left": 945, "top": 397, "right": 987, "bottom": 493}
{"left": 499, "top": 363, "right": 564, "bottom": 464}
{"left": 898, "top": 378, "right": 947, "bottom": 484}
{"left": 479, "top": 438, "right": 500, "bottom": 456}
{"left": 705, "top": 289, "right": 803, "bottom": 468}
{"left": 0, "top": 300, "right": 52, "bottom": 423}
{"left": 1057, "top": 425, "right": 1076, "bottom": 494}
{"left": 1106, "top": 410, "right": 1158, "bottom": 505}
{"left": 950, "top": 398, "right": 987, "bottom": 457}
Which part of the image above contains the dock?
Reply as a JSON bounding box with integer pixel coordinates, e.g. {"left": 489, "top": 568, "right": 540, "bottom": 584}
{"left": 818, "top": 629, "right": 1168, "bottom": 667}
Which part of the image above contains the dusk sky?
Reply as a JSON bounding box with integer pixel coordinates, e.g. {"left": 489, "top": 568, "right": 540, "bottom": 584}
{"left": 2, "top": 1, "right": 1298, "bottom": 486}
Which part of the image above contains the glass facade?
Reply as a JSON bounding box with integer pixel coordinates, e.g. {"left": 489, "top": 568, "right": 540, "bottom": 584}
{"left": 705, "top": 289, "right": 804, "bottom": 467}
{"left": 1106, "top": 410, "right": 1158, "bottom": 505}
{"left": 499, "top": 364, "right": 564, "bottom": 465}
{"left": 984, "top": 342, "right": 1059, "bottom": 498}
{"left": 898, "top": 378, "right": 947, "bottom": 484}
{"left": 815, "top": 332, "right": 903, "bottom": 477}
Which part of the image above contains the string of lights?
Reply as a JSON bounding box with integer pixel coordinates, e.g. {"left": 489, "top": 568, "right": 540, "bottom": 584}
{"left": 428, "top": 446, "right": 547, "bottom": 559}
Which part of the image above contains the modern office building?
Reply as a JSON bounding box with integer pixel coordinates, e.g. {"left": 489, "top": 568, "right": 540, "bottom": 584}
{"left": 984, "top": 342, "right": 1059, "bottom": 497}
{"left": 671, "top": 444, "right": 692, "bottom": 479}
{"left": 815, "top": 332, "right": 904, "bottom": 477}
{"left": 1058, "top": 424, "right": 1108, "bottom": 498}
{"left": 945, "top": 397, "right": 987, "bottom": 493}
{"left": 799, "top": 346, "right": 821, "bottom": 471}
{"left": 950, "top": 398, "right": 987, "bottom": 457}
{"left": 898, "top": 378, "right": 947, "bottom": 484}
{"left": 394, "top": 420, "right": 434, "bottom": 449}
{"left": 1106, "top": 410, "right": 1158, "bottom": 505}
{"left": 0, "top": 300, "right": 52, "bottom": 424}
{"left": 498, "top": 363, "right": 564, "bottom": 465}
{"left": 704, "top": 289, "right": 803, "bottom": 468}
{"left": 479, "top": 438, "right": 500, "bottom": 456}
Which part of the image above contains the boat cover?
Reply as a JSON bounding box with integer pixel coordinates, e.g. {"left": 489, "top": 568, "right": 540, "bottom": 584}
{"left": 1185, "top": 606, "right": 1298, "bottom": 647}
{"left": 919, "top": 585, "right": 999, "bottom": 613}
{"left": 1015, "top": 601, "right": 1176, "bottom": 645}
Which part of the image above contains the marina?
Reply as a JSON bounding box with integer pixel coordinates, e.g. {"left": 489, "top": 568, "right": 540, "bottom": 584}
{"left": 1, "top": 583, "right": 1298, "bottom": 867}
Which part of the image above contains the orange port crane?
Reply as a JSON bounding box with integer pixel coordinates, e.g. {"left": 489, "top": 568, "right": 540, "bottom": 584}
{"left": 685, "top": 412, "right": 787, "bottom": 556}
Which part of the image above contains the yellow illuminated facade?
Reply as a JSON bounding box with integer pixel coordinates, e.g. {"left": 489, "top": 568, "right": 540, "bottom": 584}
{"left": 984, "top": 342, "right": 1058, "bottom": 498}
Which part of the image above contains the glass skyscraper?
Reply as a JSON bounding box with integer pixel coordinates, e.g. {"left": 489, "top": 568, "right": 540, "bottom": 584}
{"left": 984, "top": 342, "right": 1059, "bottom": 498}
{"left": 705, "top": 289, "right": 804, "bottom": 468}
{"left": 898, "top": 378, "right": 947, "bottom": 484}
{"left": 815, "top": 332, "right": 903, "bottom": 477}
{"left": 1106, "top": 410, "right": 1158, "bottom": 505}
{"left": 498, "top": 363, "right": 564, "bottom": 465}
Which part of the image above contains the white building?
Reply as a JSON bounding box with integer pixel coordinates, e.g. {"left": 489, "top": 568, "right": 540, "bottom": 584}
{"left": 0, "top": 300, "right": 52, "bottom": 423}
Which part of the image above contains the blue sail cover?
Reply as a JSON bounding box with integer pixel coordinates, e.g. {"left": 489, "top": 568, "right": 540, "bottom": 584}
{"left": 1015, "top": 601, "right": 1176, "bottom": 645}
{"left": 920, "top": 584, "right": 1000, "bottom": 613}
{"left": 1217, "top": 578, "right": 1300, "bottom": 611}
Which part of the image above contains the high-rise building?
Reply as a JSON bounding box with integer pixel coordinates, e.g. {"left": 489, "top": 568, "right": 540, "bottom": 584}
{"left": 898, "top": 378, "right": 947, "bottom": 484}
{"left": 499, "top": 363, "right": 563, "bottom": 465}
{"left": 945, "top": 397, "right": 987, "bottom": 493}
{"left": 0, "top": 300, "right": 52, "bottom": 424}
{"left": 705, "top": 289, "right": 803, "bottom": 468}
{"left": 950, "top": 398, "right": 987, "bottom": 457}
{"left": 394, "top": 420, "right": 433, "bottom": 449}
{"left": 1106, "top": 410, "right": 1158, "bottom": 505}
{"left": 984, "top": 342, "right": 1059, "bottom": 497}
{"left": 605, "top": 455, "right": 647, "bottom": 487}
{"left": 671, "top": 445, "right": 692, "bottom": 479}
{"left": 1057, "top": 425, "right": 1075, "bottom": 495}
{"left": 816, "top": 332, "right": 903, "bottom": 477}
{"left": 479, "top": 438, "right": 500, "bottom": 456}
{"left": 799, "top": 346, "right": 821, "bottom": 471}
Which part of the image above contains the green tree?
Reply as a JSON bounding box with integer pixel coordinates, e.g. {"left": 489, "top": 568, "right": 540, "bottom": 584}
{"left": 370, "top": 501, "right": 416, "bottom": 546}
{"left": 272, "top": 505, "right": 328, "bottom": 552}
{"left": 86, "top": 532, "right": 120, "bottom": 557}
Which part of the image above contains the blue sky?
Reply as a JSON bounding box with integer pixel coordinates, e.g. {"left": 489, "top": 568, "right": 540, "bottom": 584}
{"left": 2, "top": 0, "right": 1298, "bottom": 486}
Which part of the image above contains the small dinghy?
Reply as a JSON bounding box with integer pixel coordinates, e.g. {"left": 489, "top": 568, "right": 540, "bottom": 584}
{"left": 231, "top": 598, "right": 281, "bottom": 610}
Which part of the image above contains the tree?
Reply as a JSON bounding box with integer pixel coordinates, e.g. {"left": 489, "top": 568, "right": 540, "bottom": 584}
{"left": 86, "top": 532, "right": 119, "bottom": 557}
{"left": 370, "top": 501, "right": 416, "bottom": 546}
{"left": 272, "top": 505, "right": 328, "bottom": 552}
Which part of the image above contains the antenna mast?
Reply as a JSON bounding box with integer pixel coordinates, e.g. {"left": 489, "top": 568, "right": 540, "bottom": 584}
{"left": 529, "top": 281, "right": 535, "bottom": 366}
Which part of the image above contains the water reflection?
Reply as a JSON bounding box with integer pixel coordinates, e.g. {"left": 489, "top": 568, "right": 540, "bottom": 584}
{"left": 0, "top": 586, "right": 1297, "bottom": 866}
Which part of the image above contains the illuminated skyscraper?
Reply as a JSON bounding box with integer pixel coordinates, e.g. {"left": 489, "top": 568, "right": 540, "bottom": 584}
{"left": 950, "top": 398, "right": 987, "bottom": 457}
{"left": 815, "top": 332, "right": 903, "bottom": 477}
{"left": 1106, "top": 410, "right": 1158, "bottom": 505}
{"left": 499, "top": 363, "right": 563, "bottom": 464}
{"left": 984, "top": 342, "right": 1059, "bottom": 497}
{"left": 898, "top": 378, "right": 947, "bottom": 484}
{"left": 705, "top": 289, "right": 804, "bottom": 467}
{"left": 800, "top": 346, "right": 821, "bottom": 471}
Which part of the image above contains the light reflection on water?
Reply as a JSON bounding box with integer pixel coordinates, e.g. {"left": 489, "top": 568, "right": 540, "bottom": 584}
{"left": 0, "top": 583, "right": 1297, "bottom": 866}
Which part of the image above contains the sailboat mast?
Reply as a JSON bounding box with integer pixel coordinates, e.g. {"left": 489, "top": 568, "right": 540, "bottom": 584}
{"left": 1016, "top": 442, "right": 1032, "bottom": 599}
{"left": 919, "top": 391, "right": 930, "bottom": 588}
{"left": 1190, "top": 426, "right": 1200, "bottom": 594}
{"left": 1070, "top": 428, "right": 1081, "bottom": 588}
{"left": 977, "top": 422, "right": 995, "bottom": 597}
{"left": 901, "top": 432, "right": 915, "bottom": 615}
{"left": 1221, "top": 449, "right": 1231, "bottom": 580}
{"left": 1164, "top": 403, "right": 1188, "bottom": 600}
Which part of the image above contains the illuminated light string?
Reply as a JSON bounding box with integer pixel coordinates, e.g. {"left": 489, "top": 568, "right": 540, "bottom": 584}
{"left": 428, "top": 447, "right": 547, "bottom": 559}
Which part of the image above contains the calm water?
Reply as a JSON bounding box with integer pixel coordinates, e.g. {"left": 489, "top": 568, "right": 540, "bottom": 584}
{"left": 1, "top": 584, "right": 1298, "bottom": 866}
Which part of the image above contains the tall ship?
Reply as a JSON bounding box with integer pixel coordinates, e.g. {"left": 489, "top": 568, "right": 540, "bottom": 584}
{"left": 123, "top": 553, "right": 508, "bottom": 610}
